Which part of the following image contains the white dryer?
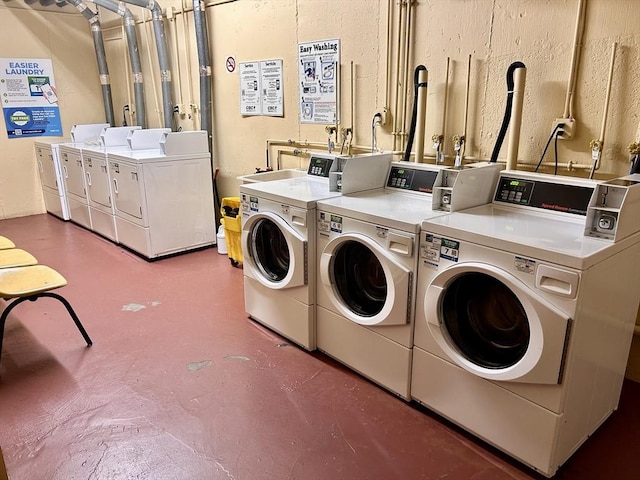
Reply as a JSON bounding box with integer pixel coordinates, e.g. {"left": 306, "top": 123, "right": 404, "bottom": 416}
{"left": 316, "top": 162, "right": 502, "bottom": 399}
{"left": 107, "top": 130, "right": 216, "bottom": 259}
{"left": 240, "top": 153, "right": 392, "bottom": 351}
{"left": 83, "top": 128, "right": 170, "bottom": 242}
{"left": 59, "top": 126, "right": 140, "bottom": 230}
{"left": 412, "top": 171, "right": 640, "bottom": 477}
{"left": 35, "top": 123, "right": 109, "bottom": 220}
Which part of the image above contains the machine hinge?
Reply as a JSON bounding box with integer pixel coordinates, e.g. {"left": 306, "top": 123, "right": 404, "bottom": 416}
{"left": 406, "top": 271, "right": 413, "bottom": 323}
{"left": 303, "top": 241, "right": 308, "bottom": 284}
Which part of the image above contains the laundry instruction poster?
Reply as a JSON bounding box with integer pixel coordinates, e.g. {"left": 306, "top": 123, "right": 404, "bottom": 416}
{"left": 0, "top": 58, "right": 62, "bottom": 138}
{"left": 298, "top": 39, "right": 340, "bottom": 124}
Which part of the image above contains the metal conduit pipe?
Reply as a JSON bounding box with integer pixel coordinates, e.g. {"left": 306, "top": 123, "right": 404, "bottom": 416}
{"left": 121, "top": 0, "right": 174, "bottom": 129}
{"left": 66, "top": 0, "right": 115, "bottom": 126}
{"left": 89, "top": 0, "right": 147, "bottom": 127}
{"left": 193, "top": 0, "right": 213, "bottom": 154}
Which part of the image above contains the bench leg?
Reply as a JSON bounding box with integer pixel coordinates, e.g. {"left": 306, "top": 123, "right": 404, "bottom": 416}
{"left": 0, "top": 293, "right": 92, "bottom": 363}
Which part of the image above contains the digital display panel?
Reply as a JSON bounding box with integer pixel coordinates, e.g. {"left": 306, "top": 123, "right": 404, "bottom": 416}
{"left": 387, "top": 166, "right": 438, "bottom": 193}
{"left": 495, "top": 176, "right": 594, "bottom": 215}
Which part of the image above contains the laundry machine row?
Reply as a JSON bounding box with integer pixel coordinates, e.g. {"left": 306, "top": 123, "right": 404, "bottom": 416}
{"left": 35, "top": 123, "right": 109, "bottom": 221}
{"left": 411, "top": 171, "right": 640, "bottom": 477}
{"left": 239, "top": 152, "right": 392, "bottom": 351}
{"left": 315, "top": 161, "right": 503, "bottom": 399}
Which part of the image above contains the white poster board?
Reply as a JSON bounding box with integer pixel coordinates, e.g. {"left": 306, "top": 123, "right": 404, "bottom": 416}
{"left": 298, "top": 39, "right": 340, "bottom": 124}
{"left": 0, "top": 58, "right": 62, "bottom": 138}
{"left": 240, "top": 59, "right": 284, "bottom": 117}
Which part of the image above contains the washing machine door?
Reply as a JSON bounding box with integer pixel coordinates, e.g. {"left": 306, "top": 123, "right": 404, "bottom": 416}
{"left": 425, "top": 262, "right": 571, "bottom": 384}
{"left": 242, "top": 211, "right": 307, "bottom": 289}
{"left": 320, "top": 233, "right": 411, "bottom": 326}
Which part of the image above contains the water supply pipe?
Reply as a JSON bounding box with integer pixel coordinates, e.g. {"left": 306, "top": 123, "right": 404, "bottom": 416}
{"left": 489, "top": 61, "right": 527, "bottom": 169}
{"left": 120, "top": 0, "right": 174, "bottom": 130}
{"left": 563, "top": 0, "right": 587, "bottom": 119}
{"left": 506, "top": 66, "right": 526, "bottom": 170}
{"left": 66, "top": 0, "right": 115, "bottom": 126}
{"left": 193, "top": 0, "right": 213, "bottom": 155}
{"left": 89, "top": 0, "right": 147, "bottom": 127}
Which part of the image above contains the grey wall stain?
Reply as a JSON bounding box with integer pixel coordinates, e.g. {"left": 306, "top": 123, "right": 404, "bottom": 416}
{"left": 224, "top": 355, "right": 250, "bottom": 361}
{"left": 187, "top": 360, "right": 212, "bottom": 371}
{"left": 121, "top": 303, "right": 146, "bottom": 312}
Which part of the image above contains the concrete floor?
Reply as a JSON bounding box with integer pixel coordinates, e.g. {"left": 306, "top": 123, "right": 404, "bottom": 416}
{"left": 0, "top": 214, "right": 638, "bottom": 480}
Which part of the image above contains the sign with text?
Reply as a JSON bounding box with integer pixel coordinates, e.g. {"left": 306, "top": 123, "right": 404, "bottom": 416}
{"left": 297, "top": 39, "right": 340, "bottom": 124}
{"left": 240, "top": 59, "right": 284, "bottom": 117}
{"left": 0, "top": 58, "right": 62, "bottom": 138}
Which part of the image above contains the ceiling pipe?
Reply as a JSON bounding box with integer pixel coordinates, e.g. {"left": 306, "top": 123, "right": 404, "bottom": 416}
{"left": 120, "top": 0, "right": 174, "bottom": 130}
{"left": 88, "top": 0, "right": 147, "bottom": 127}
{"left": 66, "top": 0, "right": 115, "bottom": 126}
{"left": 193, "top": 0, "right": 213, "bottom": 155}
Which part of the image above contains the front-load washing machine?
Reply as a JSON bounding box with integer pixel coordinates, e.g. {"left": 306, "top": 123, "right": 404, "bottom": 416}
{"left": 83, "top": 128, "right": 170, "bottom": 243}
{"left": 35, "top": 123, "right": 109, "bottom": 221}
{"left": 239, "top": 153, "right": 392, "bottom": 351}
{"left": 59, "top": 126, "right": 140, "bottom": 230}
{"left": 315, "top": 162, "right": 503, "bottom": 399}
{"left": 107, "top": 130, "right": 216, "bottom": 259}
{"left": 411, "top": 171, "right": 640, "bottom": 476}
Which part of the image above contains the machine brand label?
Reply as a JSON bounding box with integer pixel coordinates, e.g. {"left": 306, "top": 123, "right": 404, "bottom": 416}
{"left": 375, "top": 226, "right": 388, "bottom": 238}
{"left": 317, "top": 212, "right": 329, "bottom": 232}
{"left": 330, "top": 214, "right": 342, "bottom": 233}
{"left": 249, "top": 196, "right": 259, "bottom": 212}
{"left": 514, "top": 256, "right": 536, "bottom": 274}
{"left": 421, "top": 234, "right": 441, "bottom": 263}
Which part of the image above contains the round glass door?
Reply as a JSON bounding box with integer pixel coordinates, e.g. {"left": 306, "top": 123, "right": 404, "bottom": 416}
{"left": 333, "top": 241, "right": 387, "bottom": 317}
{"left": 250, "top": 218, "right": 290, "bottom": 282}
{"left": 441, "top": 272, "right": 530, "bottom": 369}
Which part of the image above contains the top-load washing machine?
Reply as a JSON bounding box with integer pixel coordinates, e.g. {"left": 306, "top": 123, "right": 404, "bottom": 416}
{"left": 411, "top": 171, "right": 640, "bottom": 476}
{"left": 35, "top": 123, "right": 109, "bottom": 220}
{"left": 239, "top": 153, "right": 392, "bottom": 351}
{"left": 59, "top": 126, "right": 140, "bottom": 229}
{"left": 82, "top": 128, "right": 168, "bottom": 242}
{"left": 107, "top": 130, "right": 216, "bottom": 259}
{"left": 315, "top": 162, "right": 503, "bottom": 399}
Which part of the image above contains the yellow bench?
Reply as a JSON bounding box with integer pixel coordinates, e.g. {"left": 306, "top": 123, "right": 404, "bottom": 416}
{"left": 0, "top": 265, "right": 93, "bottom": 363}
{"left": 0, "top": 236, "right": 15, "bottom": 250}
{"left": 0, "top": 249, "right": 38, "bottom": 269}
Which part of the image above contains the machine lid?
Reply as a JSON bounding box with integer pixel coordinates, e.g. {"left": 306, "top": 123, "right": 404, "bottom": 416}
{"left": 239, "top": 177, "right": 341, "bottom": 208}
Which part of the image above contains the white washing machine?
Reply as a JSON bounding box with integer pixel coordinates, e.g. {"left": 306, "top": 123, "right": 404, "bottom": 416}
{"left": 83, "top": 128, "right": 170, "bottom": 242}
{"left": 107, "top": 130, "right": 216, "bottom": 259}
{"left": 315, "top": 162, "right": 502, "bottom": 399}
{"left": 412, "top": 171, "right": 640, "bottom": 477}
{"left": 59, "top": 126, "right": 140, "bottom": 230}
{"left": 35, "top": 123, "right": 109, "bottom": 220}
{"left": 239, "top": 153, "right": 392, "bottom": 351}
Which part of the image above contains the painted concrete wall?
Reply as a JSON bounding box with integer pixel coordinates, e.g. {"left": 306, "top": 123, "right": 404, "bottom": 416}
{"left": 2, "top": 0, "right": 639, "bottom": 218}
{"left": 0, "top": 4, "right": 106, "bottom": 219}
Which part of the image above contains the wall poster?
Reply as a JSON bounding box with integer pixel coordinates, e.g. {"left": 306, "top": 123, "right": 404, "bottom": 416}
{"left": 297, "top": 39, "right": 340, "bottom": 124}
{"left": 240, "top": 59, "right": 284, "bottom": 117}
{"left": 0, "top": 58, "right": 62, "bottom": 138}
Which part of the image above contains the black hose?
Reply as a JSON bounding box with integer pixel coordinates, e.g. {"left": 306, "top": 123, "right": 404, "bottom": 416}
{"left": 489, "top": 61, "right": 526, "bottom": 163}
{"left": 403, "top": 65, "right": 428, "bottom": 162}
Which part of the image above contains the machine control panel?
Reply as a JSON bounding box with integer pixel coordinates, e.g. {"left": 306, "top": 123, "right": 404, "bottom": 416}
{"left": 495, "top": 176, "right": 594, "bottom": 215}
{"left": 307, "top": 156, "right": 334, "bottom": 177}
{"left": 386, "top": 166, "right": 438, "bottom": 193}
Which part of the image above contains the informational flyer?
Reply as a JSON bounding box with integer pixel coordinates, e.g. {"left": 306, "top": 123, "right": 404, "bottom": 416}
{"left": 239, "top": 61, "right": 261, "bottom": 116}
{"left": 0, "top": 58, "right": 62, "bottom": 138}
{"left": 298, "top": 39, "right": 340, "bottom": 124}
{"left": 260, "top": 59, "right": 283, "bottom": 117}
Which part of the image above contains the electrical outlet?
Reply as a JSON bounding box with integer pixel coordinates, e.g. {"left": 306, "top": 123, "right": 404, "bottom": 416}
{"left": 379, "top": 107, "right": 389, "bottom": 126}
{"left": 552, "top": 118, "right": 576, "bottom": 140}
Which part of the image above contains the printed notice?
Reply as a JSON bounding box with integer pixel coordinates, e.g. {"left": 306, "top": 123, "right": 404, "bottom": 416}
{"left": 298, "top": 39, "right": 340, "bottom": 124}
{"left": 240, "top": 61, "right": 261, "bottom": 115}
{"left": 260, "top": 59, "right": 283, "bottom": 116}
{"left": 240, "top": 59, "right": 284, "bottom": 116}
{"left": 0, "top": 58, "right": 62, "bottom": 138}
